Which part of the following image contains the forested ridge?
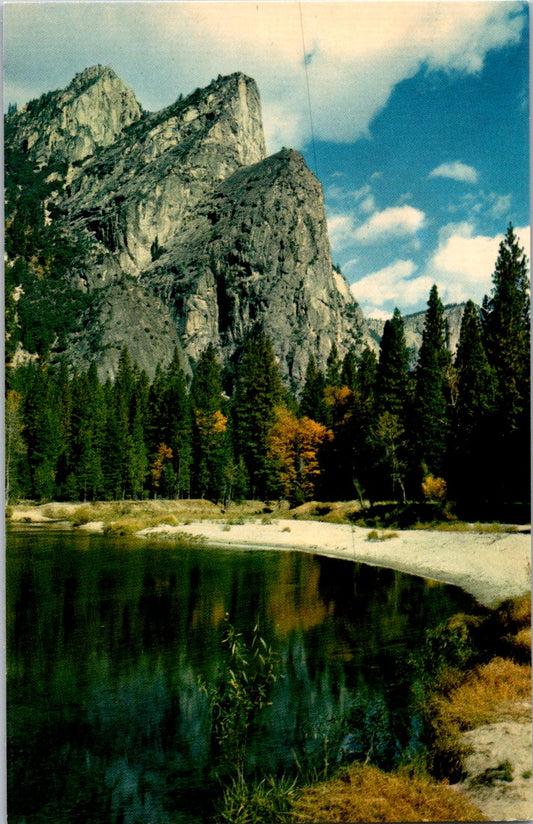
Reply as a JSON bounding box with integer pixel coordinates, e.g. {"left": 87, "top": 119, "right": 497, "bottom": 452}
{"left": 5, "top": 225, "right": 529, "bottom": 519}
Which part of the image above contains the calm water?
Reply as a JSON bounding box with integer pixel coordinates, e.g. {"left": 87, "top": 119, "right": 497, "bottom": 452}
{"left": 7, "top": 526, "right": 477, "bottom": 823}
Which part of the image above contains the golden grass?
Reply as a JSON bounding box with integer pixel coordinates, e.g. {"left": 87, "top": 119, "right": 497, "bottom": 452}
{"left": 497, "top": 593, "right": 531, "bottom": 627}
{"left": 412, "top": 520, "right": 519, "bottom": 533}
{"left": 10, "top": 499, "right": 225, "bottom": 527}
{"left": 290, "top": 501, "right": 365, "bottom": 523}
{"left": 435, "top": 657, "right": 531, "bottom": 732}
{"left": 291, "top": 763, "right": 486, "bottom": 822}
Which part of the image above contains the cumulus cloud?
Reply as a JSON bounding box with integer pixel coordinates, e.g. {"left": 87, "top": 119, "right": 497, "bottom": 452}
{"left": 353, "top": 206, "right": 426, "bottom": 244}
{"left": 327, "top": 213, "right": 358, "bottom": 251}
{"left": 4, "top": 1, "right": 527, "bottom": 150}
{"left": 426, "top": 222, "right": 531, "bottom": 305}
{"left": 349, "top": 224, "right": 530, "bottom": 316}
{"left": 349, "top": 259, "right": 434, "bottom": 312}
{"left": 429, "top": 162, "right": 479, "bottom": 184}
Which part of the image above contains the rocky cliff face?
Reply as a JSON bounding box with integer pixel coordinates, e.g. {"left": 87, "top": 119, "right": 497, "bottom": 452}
{"left": 141, "top": 147, "right": 367, "bottom": 387}
{"left": 6, "top": 68, "right": 372, "bottom": 387}
{"left": 64, "top": 72, "right": 267, "bottom": 277}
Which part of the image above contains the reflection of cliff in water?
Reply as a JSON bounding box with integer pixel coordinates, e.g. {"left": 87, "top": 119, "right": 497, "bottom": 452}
{"left": 7, "top": 528, "right": 477, "bottom": 823}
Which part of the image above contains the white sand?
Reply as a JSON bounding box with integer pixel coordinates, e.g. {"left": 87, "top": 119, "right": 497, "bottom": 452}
{"left": 141, "top": 518, "right": 531, "bottom": 607}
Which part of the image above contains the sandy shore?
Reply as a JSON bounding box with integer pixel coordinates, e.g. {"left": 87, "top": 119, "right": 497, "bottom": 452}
{"left": 141, "top": 518, "right": 531, "bottom": 608}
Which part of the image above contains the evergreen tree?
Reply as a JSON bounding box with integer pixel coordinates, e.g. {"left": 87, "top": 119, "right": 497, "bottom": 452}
{"left": 326, "top": 343, "right": 342, "bottom": 387}
{"left": 375, "top": 308, "right": 409, "bottom": 420}
{"left": 191, "top": 344, "right": 230, "bottom": 501}
{"left": 69, "top": 364, "right": 106, "bottom": 500}
{"left": 51, "top": 357, "right": 73, "bottom": 496}
{"left": 483, "top": 224, "right": 530, "bottom": 504}
{"left": 102, "top": 348, "right": 137, "bottom": 498}
{"left": 164, "top": 350, "right": 192, "bottom": 498}
{"left": 22, "top": 361, "right": 62, "bottom": 499}
{"left": 129, "top": 367, "right": 149, "bottom": 499}
{"left": 454, "top": 301, "right": 495, "bottom": 440}
{"left": 232, "top": 331, "right": 285, "bottom": 499}
{"left": 413, "top": 285, "right": 450, "bottom": 479}
{"left": 340, "top": 347, "right": 359, "bottom": 393}
{"left": 299, "top": 355, "right": 328, "bottom": 424}
{"left": 450, "top": 300, "right": 495, "bottom": 512}
{"left": 357, "top": 347, "right": 378, "bottom": 406}
{"left": 5, "top": 388, "right": 26, "bottom": 503}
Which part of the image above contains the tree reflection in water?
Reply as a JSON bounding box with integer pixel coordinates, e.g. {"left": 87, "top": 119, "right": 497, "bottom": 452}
{"left": 7, "top": 528, "right": 477, "bottom": 823}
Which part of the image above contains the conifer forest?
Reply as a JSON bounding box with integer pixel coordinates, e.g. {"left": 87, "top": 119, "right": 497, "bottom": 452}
{"left": 5, "top": 225, "right": 530, "bottom": 520}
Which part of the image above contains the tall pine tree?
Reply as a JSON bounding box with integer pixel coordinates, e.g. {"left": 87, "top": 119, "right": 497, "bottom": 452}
{"left": 232, "top": 331, "right": 285, "bottom": 499}
{"left": 299, "top": 355, "right": 328, "bottom": 424}
{"left": 191, "top": 344, "right": 230, "bottom": 501}
{"left": 375, "top": 308, "right": 409, "bottom": 420}
{"left": 450, "top": 300, "right": 495, "bottom": 512}
{"left": 413, "top": 285, "right": 450, "bottom": 480}
{"left": 483, "top": 224, "right": 530, "bottom": 505}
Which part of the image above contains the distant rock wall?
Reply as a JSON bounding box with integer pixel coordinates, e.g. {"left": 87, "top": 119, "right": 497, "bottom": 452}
{"left": 367, "top": 303, "right": 471, "bottom": 368}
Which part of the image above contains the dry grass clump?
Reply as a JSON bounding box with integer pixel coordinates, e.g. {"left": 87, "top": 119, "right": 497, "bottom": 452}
{"left": 367, "top": 529, "right": 399, "bottom": 542}
{"left": 435, "top": 657, "right": 531, "bottom": 732}
{"left": 497, "top": 592, "right": 531, "bottom": 628}
{"left": 103, "top": 513, "right": 184, "bottom": 536}
{"left": 224, "top": 500, "right": 269, "bottom": 516}
{"left": 292, "top": 763, "right": 486, "bottom": 822}
{"left": 411, "top": 520, "right": 518, "bottom": 533}
{"left": 289, "top": 501, "right": 365, "bottom": 523}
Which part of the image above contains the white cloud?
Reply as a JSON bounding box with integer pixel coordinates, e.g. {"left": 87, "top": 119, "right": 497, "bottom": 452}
{"left": 429, "top": 162, "right": 479, "bottom": 184}
{"left": 350, "top": 259, "right": 433, "bottom": 311}
{"left": 4, "top": 1, "right": 527, "bottom": 150}
{"left": 353, "top": 206, "right": 426, "bottom": 244}
{"left": 425, "top": 222, "right": 531, "bottom": 305}
{"left": 327, "top": 213, "right": 358, "bottom": 251}
{"left": 349, "top": 224, "right": 530, "bottom": 316}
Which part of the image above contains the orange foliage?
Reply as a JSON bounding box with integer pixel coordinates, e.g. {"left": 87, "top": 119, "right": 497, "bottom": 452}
{"left": 324, "top": 384, "right": 355, "bottom": 425}
{"left": 268, "top": 407, "right": 332, "bottom": 501}
{"left": 422, "top": 474, "right": 447, "bottom": 503}
{"left": 150, "top": 443, "right": 173, "bottom": 488}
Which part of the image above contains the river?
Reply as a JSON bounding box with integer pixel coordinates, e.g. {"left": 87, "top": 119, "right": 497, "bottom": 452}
{"left": 7, "top": 526, "right": 478, "bottom": 823}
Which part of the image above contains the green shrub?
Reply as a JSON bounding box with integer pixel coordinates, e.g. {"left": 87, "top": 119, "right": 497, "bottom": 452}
{"left": 216, "top": 774, "right": 296, "bottom": 824}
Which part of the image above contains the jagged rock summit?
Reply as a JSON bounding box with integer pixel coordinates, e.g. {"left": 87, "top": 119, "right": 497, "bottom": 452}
{"left": 5, "top": 67, "right": 373, "bottom": 388}
{"left": 8, "top": 65, "right": 143, "bottom": 166}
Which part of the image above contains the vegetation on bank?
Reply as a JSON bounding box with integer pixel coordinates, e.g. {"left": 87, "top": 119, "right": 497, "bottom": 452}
{"left": 5, "top": 226, "right": 530, "bottom": 526}
{"left": 204, "top": 596, "right": 530, "bottom": 823}
{"left": 6, "top": 497, "right": 527, "bottom": 537}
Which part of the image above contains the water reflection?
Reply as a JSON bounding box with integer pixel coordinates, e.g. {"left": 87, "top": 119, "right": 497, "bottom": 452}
{"left": 7, "top": 527, "right": 477, "bottom": 823}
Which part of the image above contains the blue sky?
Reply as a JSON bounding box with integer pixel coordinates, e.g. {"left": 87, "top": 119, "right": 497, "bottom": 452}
{"left": 4, "top": 1, "right": 530, "bottom": 317}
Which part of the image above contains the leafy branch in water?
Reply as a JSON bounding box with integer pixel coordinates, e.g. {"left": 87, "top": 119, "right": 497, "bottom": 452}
{"left": 201, "top": 615, "right": 295, "bottom": 823}
{"left": 204, "top": 615, "right": 280, "bottom": 779}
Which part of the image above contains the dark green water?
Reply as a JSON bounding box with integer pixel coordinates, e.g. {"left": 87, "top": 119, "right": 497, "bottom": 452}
{"left": 7, "top": 526, "right": 477, "bottom": 823}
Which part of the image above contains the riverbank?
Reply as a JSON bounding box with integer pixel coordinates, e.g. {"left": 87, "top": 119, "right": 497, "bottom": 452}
{"left": 7, "top": 501, "right": 530, "bottom": 608}
{"left": 140, "top": 517, "right": 530, "bottom": 609}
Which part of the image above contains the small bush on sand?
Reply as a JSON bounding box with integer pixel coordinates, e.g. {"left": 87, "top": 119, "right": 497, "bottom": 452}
{"left": 367, "top": 530, "right": 398, "bottom": 542}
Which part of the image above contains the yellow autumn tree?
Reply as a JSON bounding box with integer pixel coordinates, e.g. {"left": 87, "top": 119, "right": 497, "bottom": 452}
{"left": 422, "top": 473, "right": 447, "bottom": 503}
{"left": 268, "top": 407, "right": 332, "bottom": 503}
